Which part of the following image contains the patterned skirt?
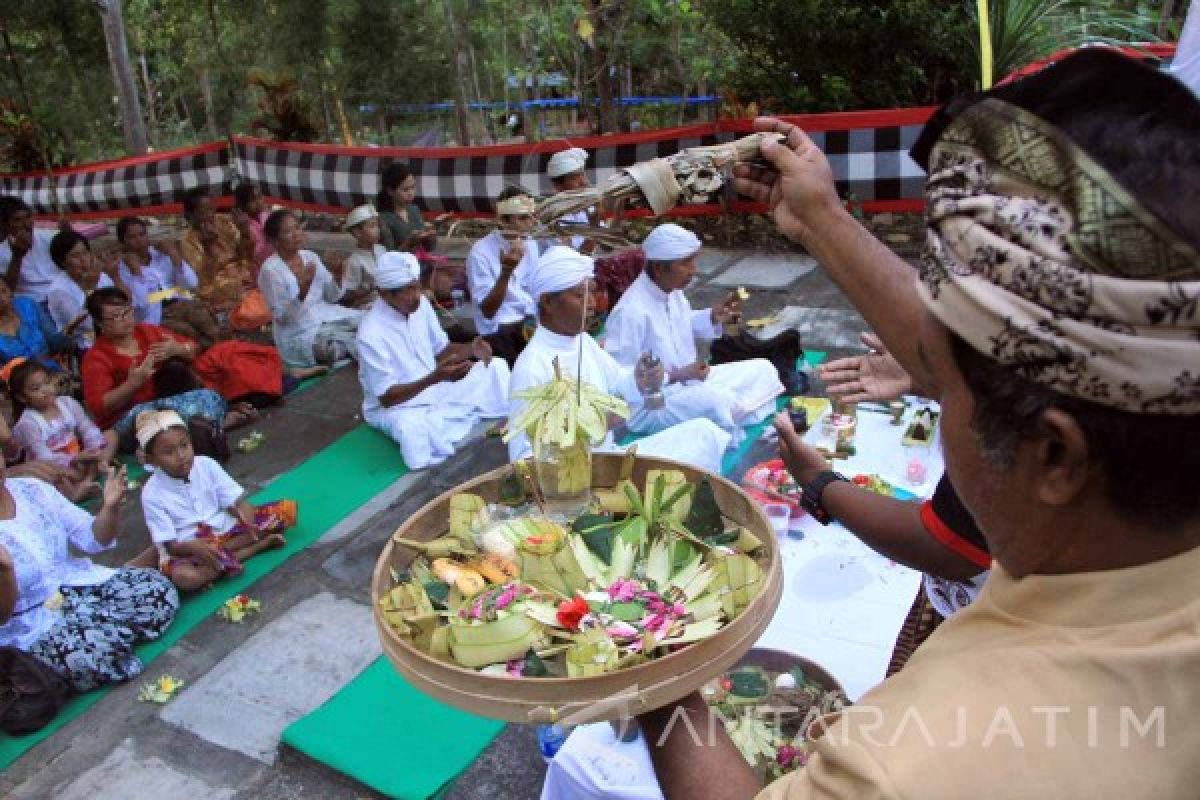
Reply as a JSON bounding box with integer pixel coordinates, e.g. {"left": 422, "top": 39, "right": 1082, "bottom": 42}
{"left": 886, "top": 585, "right": 945, "bottom": 677}
{"left": 161, "top": 500, "right": 298, "bottom": 578}
{"left": 28, "top": 567, "right": 179, "bottom": 692}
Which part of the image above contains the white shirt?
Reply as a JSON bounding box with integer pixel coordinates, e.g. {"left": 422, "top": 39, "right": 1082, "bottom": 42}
{"left": 0, "top": 478, "right": 114, "bottom": 650}
{"left": 356, "top": 296, "right": 448, "bottom": 415}
{"left": 118, "top": 246, "right": 199, "bottom": 325}
{"left": 508, "top": 326, "right": 639, "bottom": 461}
{"left": 604, "top": 271, "right": 721, "bottom": 371}
{"left": 140, "top": 455, "right": 245, "bottom": 544}
{"left": 0, "top": 229, "right": 66, "bottom": 303}
{"left": 258, "top": 250, "right": 362, "bottom": 366}
{"left": 45, "top": 271, "right": 114, "bottom": 350}
{"left": 342, "top": 244, "right": 384, "bottom": 294}
{"left": 466, "top": 231, "right": 537, "bottom": 335}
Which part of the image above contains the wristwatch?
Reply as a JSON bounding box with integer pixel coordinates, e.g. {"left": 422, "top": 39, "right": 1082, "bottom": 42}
{"left": 800, "top": 470, "right": 848, "bottom": 525}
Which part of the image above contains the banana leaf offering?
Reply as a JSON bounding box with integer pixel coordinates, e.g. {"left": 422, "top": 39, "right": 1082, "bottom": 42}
{"left": 381, "top": 449, "right": 769, "bottom": 677}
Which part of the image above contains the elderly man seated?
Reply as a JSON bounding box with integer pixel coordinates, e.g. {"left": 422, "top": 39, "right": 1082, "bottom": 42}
{"left": 509, "top": 246, "right": 730, "bottom": 474}
{"left": 356, "top": 252, "right": 510, "bottom": 469}
{"left": 640, "top": 49, "right": 1200, "bottom": 800}
{"left": 604, "top": 223, "right": 783, "bottom": 436}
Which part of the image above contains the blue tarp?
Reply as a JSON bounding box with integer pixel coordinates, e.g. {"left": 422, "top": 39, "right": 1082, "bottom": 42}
{"left": 359, "top": 95, "right": 720, "bottom": 115}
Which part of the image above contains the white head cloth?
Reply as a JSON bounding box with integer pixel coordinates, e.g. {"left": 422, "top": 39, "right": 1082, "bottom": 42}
{"left": 642, "top": 223, "right": 701, "bottom": 262}
{"left": 344, "top": 204, "right": 378, "bottom": 230}
{"left": 496, "top": 193, "right": 536, "bottom": 216}
{"left": 136, "top": 410, "right": 187, "bottom": 451}
{"left": 547, "top": 147, "right": 588, "bottom": 179}
{"left": 376, "top": 251, "right": 421, "bottom": 289}
{"left": 527, "top": 246, "right": 594, "bottom": 302}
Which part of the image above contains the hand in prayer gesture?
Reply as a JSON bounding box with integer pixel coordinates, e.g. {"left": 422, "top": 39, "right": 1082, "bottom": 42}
{"left": 230, "top": 208, "right": 253, "bottom": 235}
{"left": 129, "top": 353, "right": 160, "bottom": 386}
{"left": 159, "top": 238, "right": 183, "bottom": 267}
{"left": 500, "top": 239, "right": 524, "bottom": 272}
{"left": 711, "top": 292, "right": 742, "bottom": 325}
{"left": 97, "top": 247, "right": 122, "bottom": 283}
{"left": 7, "top": 227, "right": 32, "bottom": 257}
{"left": 148, "top": 340, "right": 191, "bottom": 362}
{"left": 324, "top": 250, "right": 347, "bottom": 281}
{"left": 818, "top": 332, "right": 913, "bottom": 404}
{"left": 773, "top": 411, "right": 831, "bottom": 487}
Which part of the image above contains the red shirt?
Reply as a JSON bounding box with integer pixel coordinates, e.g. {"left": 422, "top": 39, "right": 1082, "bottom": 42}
{"left": 82, "top": 324, "right": 193, "bottom": 429}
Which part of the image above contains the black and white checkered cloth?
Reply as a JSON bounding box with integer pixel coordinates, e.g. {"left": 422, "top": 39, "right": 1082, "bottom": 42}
{"left": 1, "top": 112, "right": 934, "bottom": 219}
{"left": 0, "top": 142, "right": 230, "bottom": 219}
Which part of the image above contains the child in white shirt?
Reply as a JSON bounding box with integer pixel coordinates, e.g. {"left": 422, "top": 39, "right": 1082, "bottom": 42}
{"left": 9, "top": 359, "right": 118, "bottom": 502}
{"left": 340, "top": 204, "right": 383, "bottom": 308}
{"left": 136, "top": 410, "right": 297, "bottom": 592}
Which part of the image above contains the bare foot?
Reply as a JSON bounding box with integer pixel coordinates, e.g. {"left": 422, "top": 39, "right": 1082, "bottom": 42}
{"left": 223, "top": 402, "right": 260, "bottom": 431}
{"left": 287, "top": 365, "right": 329, "bottom": 380}
{"left": 264, "top": 533, "right": 286, "bottom": 549}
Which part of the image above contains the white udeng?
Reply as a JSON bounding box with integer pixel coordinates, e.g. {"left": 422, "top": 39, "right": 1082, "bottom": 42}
{"left": 356, "top": 295, "right": 509, "bottom": 469}
{"left": 604, "top": 271, "right": 782, "bottom": 430}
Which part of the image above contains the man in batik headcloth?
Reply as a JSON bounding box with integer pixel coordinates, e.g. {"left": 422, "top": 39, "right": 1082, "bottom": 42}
{"left": 638, "top": 49, "right": 1200, "bottom": 799}
{"left": 465, "top": 186, "right": 539, "bottom": 365}
{"left": 509, "top": 246, "right": 731, "bottom": 474}
{"left": 604, "top": 223, "right": 784, "bottom": 435}
{"left": 356, "top": 252, "right": 510, "bottom": 469}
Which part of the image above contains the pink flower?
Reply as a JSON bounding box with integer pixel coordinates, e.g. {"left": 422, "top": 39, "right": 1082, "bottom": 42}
{"left": 606, "top": 621, "right": 638, "bottom": 640}
{"left": 495, "top": 586, "right": 519, "bottom": 611}
{"left": 505, "top": 659, "right": 524, "bottom": 678}
{"left": 606, "top": 578, "right": 639, "bottom": 603}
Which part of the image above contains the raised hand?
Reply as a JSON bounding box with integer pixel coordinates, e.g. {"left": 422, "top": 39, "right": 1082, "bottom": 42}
{"left": 818, "top": 332, "right": 913, "bottom": 404}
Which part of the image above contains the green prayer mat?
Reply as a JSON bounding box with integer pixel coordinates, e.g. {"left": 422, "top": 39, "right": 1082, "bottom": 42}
{"left": 0, "top": 425, "right": 409, "bottom": 769}
{"left": 283, "top": 657, "right": 506, "bottom": 800}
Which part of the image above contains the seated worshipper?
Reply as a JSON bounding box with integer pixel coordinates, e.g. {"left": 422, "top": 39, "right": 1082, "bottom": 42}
{"left": 545, "top": 147, "right": 600, "bottom": 255}
{"left": 641, "top": 51, "right": 1200, "bottom": 800}
{"left": 0, "top": 277, "right": 71, "bottom": 380}
{"left": 45, "top": 230, "right": 116, "bottom": 352}
{"left": 0, "top": 460, "right": 179, "bottom": 692}
{"left": 376, "top": 162, "right": 438, "bottom": 253}
{"left": 0, "top": 197, "right": 67, "bottom": 304}
{"left": 340, "top": 204, "right": 383, "bottom": 308}
{"left": 604, "top": 223, "right": 783, "bottom": 434}
{"left": 9, "top": 360, "right": 118, "bottom": 504}
{"left": 510, "top": 247, "right": 731, "bottom": 474}
{"left": 466, "top": 186, "right": 540, "bottom": 364}
{"left": 179, "top": 187, "right": 257, "bottom": 313}
{"left": 232, "top": 182, "right": 273, "bottom": 269}
{"left": 356, "top": 252, "right": 510, "bottom": 469}
{"left": 82, "top": 287, "right": 263, "bottom": 451}
{"left": 259, "top": 209, "right": 364, "bottom": 369}
{"left": 137, "top": 411, "right": 296, "bottom": 592}
{"left": 116, "top": 217, "right": 219, "bottom": 349}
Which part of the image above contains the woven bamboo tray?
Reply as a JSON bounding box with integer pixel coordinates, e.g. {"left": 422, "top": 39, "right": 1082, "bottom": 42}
{"left": 371, "top": 453, "right": 784, "bottom": 724}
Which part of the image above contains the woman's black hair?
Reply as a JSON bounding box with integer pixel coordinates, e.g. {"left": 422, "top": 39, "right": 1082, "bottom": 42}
{"left": 180, "top": 187, "right": 212, "bottom": 221}
{"left": 0, "top": 196, "right": 30, "bottom": 229}
{"left": 375, "top": 162, "right": 413, "bottom": 213}
{"left": 86, "top": 286, "right": 132, "bottom": 334}
{"left": 6, "top": 359, "right": 53, "bottom": 421}
{"left": 233, "top": 182, "right": 261, "bottom": 211}
{"left": 263, "top": 208, "right": 296, "bottom": 241}
{"left": 115, "top": 216, "right": 146, "bottom": 243}
{"left": 49, "top": 230, "right": 89, "bottom": 269}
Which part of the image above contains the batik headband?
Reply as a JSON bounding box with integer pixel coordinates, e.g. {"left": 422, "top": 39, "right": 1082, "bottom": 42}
{"left": 917, "top": 97, "right": 1200, "bottom": 414}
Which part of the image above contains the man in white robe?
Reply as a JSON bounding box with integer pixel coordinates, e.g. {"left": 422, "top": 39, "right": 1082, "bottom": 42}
{"left": 509, "top": 246, "right": 730, "bottom": 475}
{"left": 357, "top": 252, "right": 510, "bottom": 469}
{"left": 465, "top": 187, "right": 539, "bottom": 364}
{"left": 605, "top": 223, "right": 783, "bottom": 433}
{"left": 544, "top": 147, "right": 597, "bottom": 254}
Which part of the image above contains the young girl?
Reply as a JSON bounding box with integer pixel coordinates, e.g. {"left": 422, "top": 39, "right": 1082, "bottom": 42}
{"left": 136, "top": 410, "right": 297, "bottom": 592}
{"left": 9, "top": 360, "right": 118, "bottom": 502}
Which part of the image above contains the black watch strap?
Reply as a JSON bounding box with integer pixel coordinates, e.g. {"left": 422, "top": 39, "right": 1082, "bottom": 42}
{"left": 800, "top": 470, "right": 848, "bottom": 525}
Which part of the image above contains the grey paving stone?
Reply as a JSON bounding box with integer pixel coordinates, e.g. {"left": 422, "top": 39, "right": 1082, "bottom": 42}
{"left": 710, "top": 254, "right": 818, "bottom": 289}
{"left": 160, "top": 593, "right": 381, "bottom": 763}
{"left": 28, "top": 738, "right": 238, "bottom": 800}
{"left": 755, "top": 306, "right": 871, "bottom": 351}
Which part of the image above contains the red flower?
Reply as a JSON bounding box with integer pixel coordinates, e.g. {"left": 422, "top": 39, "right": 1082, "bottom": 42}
{"left": 556, "top": 596, "right": 590, "bottom": 631}
{"left": 236, "top": 594, "right": 250, "bottom": 606}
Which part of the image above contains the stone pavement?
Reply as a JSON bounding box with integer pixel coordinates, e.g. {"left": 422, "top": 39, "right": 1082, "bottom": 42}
{"left": 1, "top": 242, "right": 882, "bottom": 800}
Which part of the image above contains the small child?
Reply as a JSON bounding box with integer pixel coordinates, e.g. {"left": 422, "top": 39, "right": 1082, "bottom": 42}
{"left": 341, "top": 204, "right": 383, "bottom": 308}
{"left": 136, "top": 410, "right": 298, "bottom": 592}
{"left": 9, "top": 359, "right": 118, "bottom": 502}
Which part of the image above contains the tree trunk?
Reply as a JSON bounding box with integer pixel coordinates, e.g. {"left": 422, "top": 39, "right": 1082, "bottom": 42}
{"left": 138, "top": 53, "right": 158, "bottom": 140}
{"left": 441, "top": 0, "right": 472, "bottom": 146}
{"left": 467, "top": 39, "right": 493, "bottom": 143}
{"left": 199, "top": 66, "right": 220, "bottom": 139}
{"left": 520, "top": 26, "right": 541, "bottom": 142}
{"left": 1158, "top": 0, "right": 1179, "bottom": 38}
{"left": 95, "top": 0, "right": 148, "bottom": 154}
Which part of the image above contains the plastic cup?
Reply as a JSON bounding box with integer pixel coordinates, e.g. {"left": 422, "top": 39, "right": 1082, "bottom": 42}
{"left": 763, "top": 503, "right": 791, "bottom": 538}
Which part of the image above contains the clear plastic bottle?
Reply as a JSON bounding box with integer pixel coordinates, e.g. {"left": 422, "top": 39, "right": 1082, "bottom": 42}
{"left": 637, "top": 352, "right": 666, "bottom": 410}
{"left": 451, "top": 289, "right": 465, "bottom": 310}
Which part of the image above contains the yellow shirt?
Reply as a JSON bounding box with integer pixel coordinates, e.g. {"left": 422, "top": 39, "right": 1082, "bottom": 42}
{"left": 181, "top": 215, "right": 252, "bottom": 308}
{"left": 759, "top": 544, "right": 1200, "bottom": 799}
